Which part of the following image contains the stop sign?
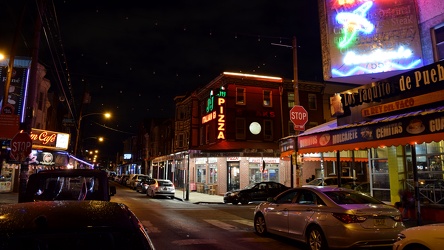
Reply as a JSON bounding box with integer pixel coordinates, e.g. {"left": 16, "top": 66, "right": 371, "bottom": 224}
{"left": 290, "top": 105, "right": 308, "bottom": 131}
{"left": 10, "top": 132, "right": 32, "bottom": 162}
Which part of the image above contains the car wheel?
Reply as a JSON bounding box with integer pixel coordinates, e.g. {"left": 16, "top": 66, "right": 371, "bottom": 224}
{"left": 239, "top": 195, "right": 250, "bottom": 205}
{"left": 403, "top": 244, "right": 429, "bottom": 250}
{"left": 254, "top": 214, "right": 267, "bottom": 236}
{"left": 232, "top": 201, "right": 239, "bottom": 205}
{"left": 306, "top": 225, "right": 327, "bottom": 250}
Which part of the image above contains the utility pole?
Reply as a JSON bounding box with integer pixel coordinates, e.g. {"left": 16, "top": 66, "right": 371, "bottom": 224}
{"left": 18, "top": 0, "right": 47, "bottom": 202}
{"left": 272, "top": 36, "right": 301, "bottom": 187}
{"left": 292, "top": 36, "right": 302, "bottom": 187}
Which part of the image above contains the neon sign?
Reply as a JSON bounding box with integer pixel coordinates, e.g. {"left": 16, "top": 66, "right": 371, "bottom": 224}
{"left": 202, "top": 87, "right": 226, "bottom": 139}
{"left": 217, "top": 97, "right": 226, "bottom": 140}
{"left": 336, "top": 1, "right": 374, "bottom": 49}
{"left": 326, "top": 0, "right": 423, "bottom": 79}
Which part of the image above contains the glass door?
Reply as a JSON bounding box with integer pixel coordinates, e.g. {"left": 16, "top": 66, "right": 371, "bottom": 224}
{"left": 227, "top": 162, "right": 240, "bottom": 191}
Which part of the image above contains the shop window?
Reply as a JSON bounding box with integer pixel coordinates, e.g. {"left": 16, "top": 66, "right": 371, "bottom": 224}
{"left": 308, "top": 94, "right": 317, "bottom": 110}
{"left": 326, "top": 161, "right": 337, "bottom": 176}
{"left": 249, "top": 162, "right": 279, "bottom": 184}
{"left": 404, "top": 142, "right": 444, "bottom": 205}
{"left": 432, "top": 24, "right": 444, "bottom": 61}
{"left": 197, "top": 165, "right": 206, "bottom": 183}
{"left": 264, "top": 120, "right": 273, "bottom": 141}
{"left": 263, "top": 90, "right": 272, "bottom": 107}
{"left": 209, "top": 164, "right": 217, "bottom": 184}
{"left": 249, "top": 164, "right": 262, "bottom": 184}
{"left": 369, "top": 147, "right": 390, "bottom": 202}
{"left": 236, "top": 88, "right": 246, "bottom": 105}
{"left": 235, "top": 118, "right": 246, "bottom": 139}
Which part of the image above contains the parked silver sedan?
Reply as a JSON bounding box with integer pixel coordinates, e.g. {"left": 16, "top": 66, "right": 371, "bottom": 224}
{"left": 254, "top": 186, "right": 405, "bottom": 250}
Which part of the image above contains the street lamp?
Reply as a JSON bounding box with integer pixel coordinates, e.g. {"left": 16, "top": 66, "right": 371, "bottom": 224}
{"left": 74, "top": 112, "right": 111, "bottom": 156}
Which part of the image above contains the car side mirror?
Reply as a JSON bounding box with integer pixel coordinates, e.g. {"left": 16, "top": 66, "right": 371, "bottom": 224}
{"left": 110, "top": 186, "right": 116, "bottom": 196}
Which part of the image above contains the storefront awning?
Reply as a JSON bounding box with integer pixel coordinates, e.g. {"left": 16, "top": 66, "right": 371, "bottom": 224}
{"left": 297, "top": 106, "right": 444, "bottom": 154}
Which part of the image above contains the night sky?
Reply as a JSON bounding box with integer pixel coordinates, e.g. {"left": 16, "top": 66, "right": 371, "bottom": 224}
{"left": 1, "top": 0, "right": 323, "bottom": 157}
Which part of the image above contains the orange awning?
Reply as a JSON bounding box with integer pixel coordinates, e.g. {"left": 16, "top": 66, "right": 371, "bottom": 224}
{"left": 297, "top": 106, "right": 444, "bottom": 154}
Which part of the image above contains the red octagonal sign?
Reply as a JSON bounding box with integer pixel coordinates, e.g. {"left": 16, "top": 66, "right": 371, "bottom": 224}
{"left": 290, "top": 105, "right": 308, "bottom": 131}
{"left": 10, "top": 132, "right": 32, "bottom": 162}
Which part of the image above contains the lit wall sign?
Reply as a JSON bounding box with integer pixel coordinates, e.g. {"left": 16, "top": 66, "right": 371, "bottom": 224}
{"left": 202, "top": 87, "right": 227, "bottom": 139}
{"left": 324, "top": 0, "right": 423, "bottom": 80}
{"left": 217, "top": 97, "right": 226, "bottom": 139}
{"left": 332, "top": 61, "right": 444, "bottom": 119}
{"left": 30, "top": 128, "right": 70, "bottom": 150}
{"left": 0, "top": 66, "right": 29, "bottom": 117}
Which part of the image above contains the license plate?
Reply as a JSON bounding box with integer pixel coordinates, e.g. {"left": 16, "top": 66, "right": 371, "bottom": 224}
{"left": 374, "top": 218, "right": 385, "bottom": 226}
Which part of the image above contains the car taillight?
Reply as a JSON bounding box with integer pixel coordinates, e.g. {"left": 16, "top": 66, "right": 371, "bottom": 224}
{"left": 332, "top": 213, "right": 367, "bottom": 223}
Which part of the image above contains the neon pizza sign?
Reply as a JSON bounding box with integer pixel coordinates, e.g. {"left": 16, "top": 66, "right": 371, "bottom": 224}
{"left": 202, "top": 87, "right": 227, "bottom": 140}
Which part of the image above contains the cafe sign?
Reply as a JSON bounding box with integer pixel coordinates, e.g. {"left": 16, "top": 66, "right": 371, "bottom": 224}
{"left": 30, "top": 128, "right": 70, "bottom": 150}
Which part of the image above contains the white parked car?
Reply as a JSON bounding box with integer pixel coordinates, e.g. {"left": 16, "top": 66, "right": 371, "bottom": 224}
{"left": 146, "top": 179, "right": 175, "bottom": 198}
{"left": 393, "top": 223, "right": 444, "bottom": 250}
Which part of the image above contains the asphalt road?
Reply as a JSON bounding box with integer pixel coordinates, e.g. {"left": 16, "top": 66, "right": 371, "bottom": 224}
{"left": 112, "top": 184, "right": 309, "bottom": 250}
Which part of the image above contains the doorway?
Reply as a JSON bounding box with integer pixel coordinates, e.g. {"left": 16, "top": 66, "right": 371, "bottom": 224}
{"left": 227, "top": 162, "right": 240, "bottom": 191}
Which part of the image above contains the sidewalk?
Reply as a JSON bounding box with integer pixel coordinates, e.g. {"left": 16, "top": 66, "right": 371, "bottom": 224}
{"left": 174, "top": 189, "right": 224, "bottom": 204}
{"left": 0, "top": 189, "right": 225, "bottom": 205}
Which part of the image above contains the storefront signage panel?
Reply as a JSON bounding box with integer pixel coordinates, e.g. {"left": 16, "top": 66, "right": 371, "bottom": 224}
{"left": 324, "top": 0, "right": 423, "bottom": 80}
{"left": 299, "top": 106, "right": 444, "bottom": 150}
{"left": 332, "top": 61, "right": 444, "bottom": 118}
{"left": 0, "top": 67, "right": 29, "bottom": 116}
{"left": 29, "top": 150, "right": 69, "bottom": 166}
{"left": 30, "top": 129, "right": 70, "bottom": 150}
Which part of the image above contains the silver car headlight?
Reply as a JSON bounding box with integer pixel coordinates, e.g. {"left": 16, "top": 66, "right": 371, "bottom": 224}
{"left": 230, "top": 192, "right": 238, "bottom": 197}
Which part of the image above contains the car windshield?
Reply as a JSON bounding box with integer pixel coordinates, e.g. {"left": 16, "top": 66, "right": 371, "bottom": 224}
{"left": 33, "top": 176, "right": 99, "bottom": 201}
{"left": 306, "top": 179, "right": 324, "bottom": 186}
{"left": 243, "top": 183, "right": 258, "bottom": 190}
{"left": 324, "top": 190, "right": 383, "bottom": 205}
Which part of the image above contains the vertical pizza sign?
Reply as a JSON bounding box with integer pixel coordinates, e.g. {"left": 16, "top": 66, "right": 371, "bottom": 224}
{"left": 325, "top": 0, "right": 423, "bottom": 80}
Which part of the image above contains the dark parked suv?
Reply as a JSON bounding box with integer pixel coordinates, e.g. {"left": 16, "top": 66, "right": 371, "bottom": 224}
{"left": 223, "top": 181, "right": 289, "bottom": 205}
